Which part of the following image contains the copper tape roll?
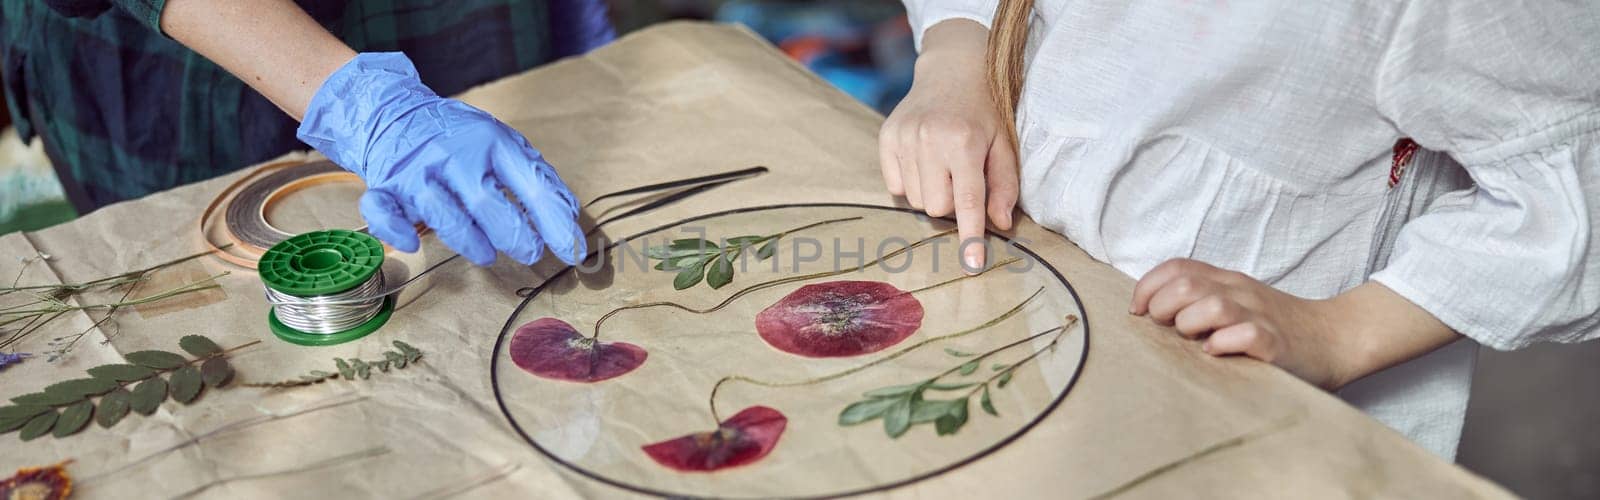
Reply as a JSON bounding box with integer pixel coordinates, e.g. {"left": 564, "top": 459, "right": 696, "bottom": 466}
{"left": 198, "top": 160, "right": 423, "bottom": 269}
{"left": 198, "top": 161, "right": 769, "bottom": 269}
{"left": 224, "top": 161, "right": 353, "bottom": 256}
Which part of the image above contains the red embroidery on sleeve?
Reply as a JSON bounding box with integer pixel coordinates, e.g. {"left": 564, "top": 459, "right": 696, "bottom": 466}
{"left": 1389, "top": 138, "right": 1419, "bottom": 188}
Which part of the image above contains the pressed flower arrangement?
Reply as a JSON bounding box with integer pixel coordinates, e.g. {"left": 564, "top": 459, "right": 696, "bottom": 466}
{"left": 506, "top": 225, "right": 989, "bottom": 384}
{"left": 492, "top": 204, "right": 1089, "bottom": 498}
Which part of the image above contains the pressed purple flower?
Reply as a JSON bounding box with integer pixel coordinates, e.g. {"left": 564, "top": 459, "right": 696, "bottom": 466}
{"left": 0, "top": 352, "right": 30, "bottom": 372}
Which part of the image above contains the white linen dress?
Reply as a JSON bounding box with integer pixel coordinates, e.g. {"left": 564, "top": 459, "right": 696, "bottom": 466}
{"left": 901, "top": 0, "right": 1600, "bottom": 458}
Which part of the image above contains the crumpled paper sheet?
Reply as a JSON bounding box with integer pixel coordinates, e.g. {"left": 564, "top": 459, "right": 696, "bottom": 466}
{"left": 0, "top": 22, "right": 1509, "bottom": 499}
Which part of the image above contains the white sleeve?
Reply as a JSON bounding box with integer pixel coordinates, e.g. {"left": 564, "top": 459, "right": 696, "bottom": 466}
{"left": 1369, "top": 0, "right": 1600, "bottom": 350}
{"left": 901, "top": 0, "right": 999, "bottom": 51}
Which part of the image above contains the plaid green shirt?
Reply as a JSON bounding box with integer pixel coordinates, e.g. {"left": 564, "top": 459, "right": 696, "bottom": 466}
{"left": 0, "top": 0, "right": 610, "bottom": 211}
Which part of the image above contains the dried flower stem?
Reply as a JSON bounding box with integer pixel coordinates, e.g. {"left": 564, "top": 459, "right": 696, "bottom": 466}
{"left": 1, "top": 275, "right": 225, "bottom": 316}
{"left": 409, "top": 462, "right": 523, "bottom": 500}
{"left": 958, "top": 315, "right": 1079, "bottom": 399}
{"left": 1086, "top": 413, "right": 1303, "bottom": 499}
{"left": 170, "top": 445, "right": 392, "bottom": 499}
{"left": 1, "top": 246, "right": 223, "bottom": 295}
{"left": 769, "top": 216, "right": 864, "bottom": 238}
{"left": 593, "top": 227, "right": 965, "bottom": 339}
{"left": 707, "top": 287, "right": 1045, "bottom": 422}
{"left": 81, "top": 393, "right": 370, "bottom": 483}
{"left": 646, "top": 216, "right": 865, "bottom": 291}
{"left": 47, "top": 277, "right": 142, "bottom": 359}
{"left": 0, "top": 246, "right": 232, "bottom": 357}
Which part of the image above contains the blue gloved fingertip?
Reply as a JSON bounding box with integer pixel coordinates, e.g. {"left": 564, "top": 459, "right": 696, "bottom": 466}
{"left": 467, "top": 252, "right": 497, "bottom": 267}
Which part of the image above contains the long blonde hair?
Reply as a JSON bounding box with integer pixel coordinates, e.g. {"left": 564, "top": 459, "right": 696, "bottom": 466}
{"left": 987, "top": 0, "right": 1034, "bottom": 153}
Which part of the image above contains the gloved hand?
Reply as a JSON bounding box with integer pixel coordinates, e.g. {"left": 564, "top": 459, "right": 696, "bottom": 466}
{"left": 297, "top": 52, "right": 585, "bottom": 266}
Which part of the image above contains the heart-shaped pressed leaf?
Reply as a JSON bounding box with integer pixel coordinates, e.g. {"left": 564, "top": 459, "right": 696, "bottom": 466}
{"left": 510, "top": 318, "right": 647, "bottom": 382}
{"left": 642, "top": 406, "right": 788, "bottom": 472}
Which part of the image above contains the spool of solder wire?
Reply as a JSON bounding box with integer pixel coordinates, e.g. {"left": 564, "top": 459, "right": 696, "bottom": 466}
{"left": 258, "top": 229, "right": 393, "bottom": 346}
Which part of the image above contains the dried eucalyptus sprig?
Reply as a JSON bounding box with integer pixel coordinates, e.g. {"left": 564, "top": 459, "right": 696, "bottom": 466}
{"left": 0, "top": 335, "right": 258, "bottom": 441}
{"left": 837, "top": 315, "right": 1079, "bottom": 438}
{"left": 244, "top": 341, "right": 423, "bottom": 388}
{"left": 644, "top": 217, "right": 863, "bottom": 290}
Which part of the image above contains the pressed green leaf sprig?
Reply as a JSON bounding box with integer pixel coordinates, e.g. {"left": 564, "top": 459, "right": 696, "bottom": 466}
{"left": 0, "top": 335, "right": 257, "bottom": 441}
{"left": 644, "top": 217, "right": 862, "bottom": 290}
{"left": 245, "top": 340, "right": 423, "bottom": 387}
{"left": 837, "top": 315, "right": 1079, "bottom": 439}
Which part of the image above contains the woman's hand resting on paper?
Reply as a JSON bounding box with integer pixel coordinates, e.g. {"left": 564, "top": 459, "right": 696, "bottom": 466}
{"left": 1130, "top": 258, "right": 1462, "bottom": 390}
{"left": 879, "top": 19, "right": 1018, "bottom": 271}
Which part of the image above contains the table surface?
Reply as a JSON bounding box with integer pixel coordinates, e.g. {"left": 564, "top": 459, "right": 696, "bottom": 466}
{"left": 0, "top": 22, "right": 1509, "bottom": 499}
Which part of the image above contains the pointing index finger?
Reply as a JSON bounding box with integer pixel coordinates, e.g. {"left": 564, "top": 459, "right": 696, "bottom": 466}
{"left": 950, "top": 148, "right": 989, "bottom": 273}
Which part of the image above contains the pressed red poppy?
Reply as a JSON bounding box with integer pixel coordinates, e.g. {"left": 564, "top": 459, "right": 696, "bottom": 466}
{"left": 755, "top": 280, "right": 925, "bottom": 357}
{"left": 510, "top": 318, "right": 647, "bottom": 382}
{"left": 641, "top": 406, "right": 788, "bottom": 472}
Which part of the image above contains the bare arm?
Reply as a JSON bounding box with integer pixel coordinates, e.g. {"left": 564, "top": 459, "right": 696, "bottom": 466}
{"left": 1321, "top": 282, "right": 1460, "bottom": 387}
{"left": 1131, "top": 259, "right": 1459, "bottom": 390}
{"left": 160, "top": 0, "right": 356, "bottom": 119}
{"left": 154, "top": 0, "right": 590, "bottom": 266}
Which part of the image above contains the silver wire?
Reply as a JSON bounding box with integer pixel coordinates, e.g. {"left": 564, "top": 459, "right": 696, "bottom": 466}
{"left": 261, "top": 254, "right": 460, "bottom": 307}
{"left": 264, "top": 272, "right": 388, "bottom": 334}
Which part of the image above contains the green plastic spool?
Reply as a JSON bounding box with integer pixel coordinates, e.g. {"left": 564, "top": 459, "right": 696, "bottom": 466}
{"left": 259, "top": 229, "right": 392, "bottom": 346}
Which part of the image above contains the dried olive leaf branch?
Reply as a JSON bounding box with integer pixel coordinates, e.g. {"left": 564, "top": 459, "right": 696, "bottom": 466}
{"left": 705, "top": 286, "right": 1046, "bottom": 422}
{"left": 0, "top": 335, "right": 258, "bottom": 441}
{"left": 645, "top": 216, "right": 864, "bottom": 290}
{"left": 594, "top": 227, "right": 964, "bottom": 340}
{"left": 838, "top": 315, "right": 1080, "bottom": 439}
{"left": 244, "top": 340, "right": 424, "bottom": 387}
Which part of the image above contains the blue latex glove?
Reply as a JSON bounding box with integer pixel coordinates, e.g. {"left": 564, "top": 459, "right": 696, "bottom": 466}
{"left": 297, "top": 53, "right": 585, "bottom": 266}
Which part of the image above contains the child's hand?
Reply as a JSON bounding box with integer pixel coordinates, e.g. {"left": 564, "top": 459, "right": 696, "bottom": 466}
{"left": 880, "top": 19, "right": 1019, "bottom": 270}
{"left": 1129, "top": 258, "right": 1461, "bottom": 390}
{"left": 1130, "top": 259, "right": 1355, "bottom": 389}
